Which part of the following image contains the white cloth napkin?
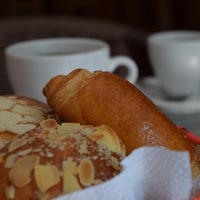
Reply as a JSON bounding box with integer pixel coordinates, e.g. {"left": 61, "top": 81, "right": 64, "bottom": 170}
{"left": 54, "top": 147, "right": 197, "bottom": 200}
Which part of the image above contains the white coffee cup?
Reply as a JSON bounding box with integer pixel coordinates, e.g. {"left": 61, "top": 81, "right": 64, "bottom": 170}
{"left": 5, "top": 38, "right": 138, "bottom": 102}
{"left": 147, "top": 31, "right": 200, "bottom": 99}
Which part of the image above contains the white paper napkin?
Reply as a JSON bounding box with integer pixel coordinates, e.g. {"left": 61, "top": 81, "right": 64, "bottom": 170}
{"left": 54, "top": 147, "right": 196, "bottom": 200}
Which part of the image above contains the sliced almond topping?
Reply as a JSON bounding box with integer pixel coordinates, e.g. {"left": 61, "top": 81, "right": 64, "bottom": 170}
{"left": 47, "top": 132, "right": 68, "bottom": 142}
{"left": 86, "top": 125, "right": 126, "bottom": 155}
{"left": 62, "top": 159, "right": 78, "bottom": 175}
{"left": 61, "top": 122, "right": 81, "bottom": 131}
{"left": 5, "top": 154, "right": 18, "bottom": 168}
{"left": 5, "top": 185, "right": 15, "bottom": 199}
{"left": 34, "top": 165, "right": 60, "bottom": 193}
{"left": 110, "top": 156, "right": 121, "bottom": 170}
{"left": 12, "top": 104, "right": 44, "bottom": 118}
{"left": 0, "top": 111, "right": 21, "bottom": 133}
{"left": 32, "top": 148, "right": 42, "bottom": 153}
{"left": 17, "top": 148, "right": 32, "bottom": 156}
{"left": 63, "top": 170, "right": 81, "bottom": 194}
{"left": 8, "top": 138, "right": 27, "bottom": 153}
{"left": 78, "top": 158, "right": 94, "bottom": 186}
{"left": 0, "top": 96, "right": 14, "bottom": 110}
{"left": 40, "top": 119, "right": 58, "bottom": 130}
{"left": 0, "top": 110, "right": 36, "bottom": 135}
{"left": 9, "top": 155, "right": 40, "bottom": 187}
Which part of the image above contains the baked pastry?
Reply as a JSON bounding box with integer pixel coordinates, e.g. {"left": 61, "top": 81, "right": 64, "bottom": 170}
{"left": 0, "top": 118, "right": 125, "bottom": 200}
{"left": 43, "top": 69, "right": 199, "bottom": 176}
{"left": 0, "top": 95, "right": 55, "bottom": 148}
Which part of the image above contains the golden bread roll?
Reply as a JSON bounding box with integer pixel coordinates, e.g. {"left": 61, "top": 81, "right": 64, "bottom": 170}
{"left": 0, "top": 95, "right": 55, "bottom": 148}
{"left": 0, "top": 119, "right": 125, "bottom": 200}
{"left": 43, "top": 69, "right": 199, "bottom": 175}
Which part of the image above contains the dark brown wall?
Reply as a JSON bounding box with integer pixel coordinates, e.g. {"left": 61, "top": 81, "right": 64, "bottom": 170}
{"left": 1, "top": 0, "right": 200, "bottom": 32}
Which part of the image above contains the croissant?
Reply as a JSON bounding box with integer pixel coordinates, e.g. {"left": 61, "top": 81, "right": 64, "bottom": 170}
{"left": 43, "top": 69, "right": 199, "bottom": 177}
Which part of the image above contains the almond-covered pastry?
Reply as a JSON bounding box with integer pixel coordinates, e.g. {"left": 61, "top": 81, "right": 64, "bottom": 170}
{"left": 43, "top": 69, "right": 200, "bottom": 178}
{"left": 0, "top": 95, "right": 55, "bottom": 148}
{"left": 0, "top": 119, "right": 125, "bottom": 200}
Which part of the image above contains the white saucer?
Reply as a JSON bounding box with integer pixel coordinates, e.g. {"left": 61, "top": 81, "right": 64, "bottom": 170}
{"left": 136, "top": 76, "right": 200, "bottom": 114}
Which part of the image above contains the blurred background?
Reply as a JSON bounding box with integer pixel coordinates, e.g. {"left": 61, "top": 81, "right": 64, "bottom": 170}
{"left": 2, "top": 0, "right": 200, "bottom": 31}
{"left": 1, "top": 0, "right": 200, "bottom": 134}
{"left": 1, "top": 0, "right": 200, "bottom": 93}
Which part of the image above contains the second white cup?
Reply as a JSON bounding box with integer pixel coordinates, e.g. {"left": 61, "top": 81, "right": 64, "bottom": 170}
{"left": 147, "top": 31, "right": 200, "bottom": 99}
{"left": 5, "top": 38, "right": 138, "bottom": 102}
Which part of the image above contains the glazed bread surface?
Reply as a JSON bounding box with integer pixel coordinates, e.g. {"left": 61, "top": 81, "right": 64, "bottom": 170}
{"left": 43, "top": 69, "right": 198, "bottom": 164}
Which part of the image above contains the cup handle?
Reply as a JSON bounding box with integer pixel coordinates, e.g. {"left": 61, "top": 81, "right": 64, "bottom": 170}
{"left": 108, "top": 55, "right": 139, "bottom": 83}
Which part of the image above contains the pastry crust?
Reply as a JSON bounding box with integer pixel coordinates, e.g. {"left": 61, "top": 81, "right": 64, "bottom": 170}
{"left": 0, "top": 119, "right": 125, "bottom": 200}
{"left": 43, "top": 69, "right": 198, "bottom": 163}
